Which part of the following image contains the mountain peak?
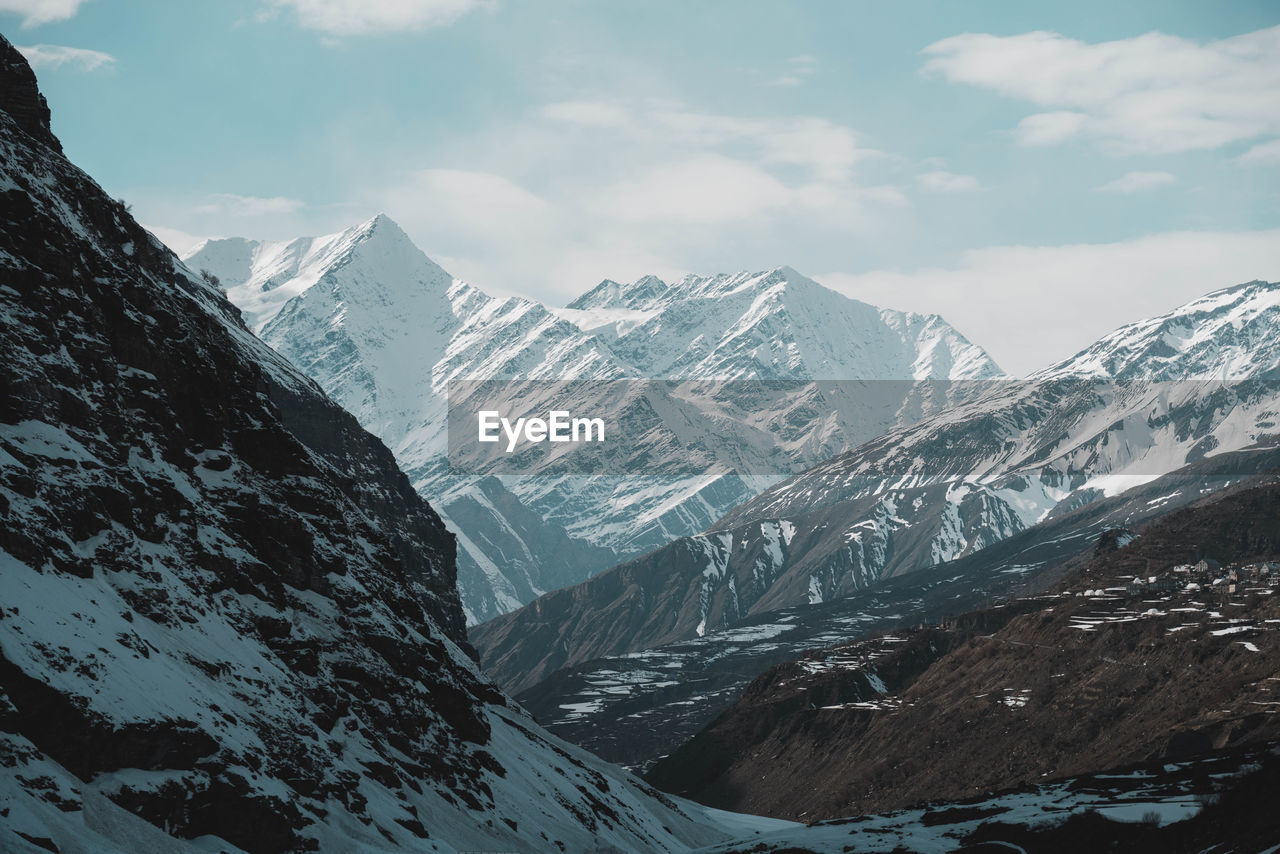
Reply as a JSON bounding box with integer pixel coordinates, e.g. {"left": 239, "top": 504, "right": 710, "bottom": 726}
{"left": 360, "top": 211, "right": 407, "bottom": 237}
{"left": 184, "top": 215, "right": 453, "bottom": 333}
{"left": 1046, "top": 278, "right": 1280, "bottom": 381}
{"left": 0, "top": 34, "right": 61, "bottom": 154}
{"left": 770, "top": 264, "right": 808, "bottom": 284}
{"left": 566, "top": 275, "right": 670, "bottom": 310}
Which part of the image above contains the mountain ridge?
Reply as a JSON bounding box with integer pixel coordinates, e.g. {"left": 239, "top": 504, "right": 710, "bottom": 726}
{"left": 188, "top": 219, "right": 1005, "bottom": 623}
{"left": 471, "top": 278, "right": 1280, "bottom": 691}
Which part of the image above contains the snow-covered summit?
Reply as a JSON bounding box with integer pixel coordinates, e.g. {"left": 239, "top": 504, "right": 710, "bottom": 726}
{"left": 187, "top": 212, "right": 450, "bottom": 333}
{"left": 1042, "top": 279, "right": 1280, "bottom": 381}
{"left": 568, "top": 273, "right": 673, "bottom": 311}
{"left": 561, "top": 266, "right": 1003, "bottom": 381}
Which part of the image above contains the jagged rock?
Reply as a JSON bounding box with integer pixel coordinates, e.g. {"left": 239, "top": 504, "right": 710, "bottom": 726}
{"left": 0, "top": 34, "right": 60, "bottom": 153}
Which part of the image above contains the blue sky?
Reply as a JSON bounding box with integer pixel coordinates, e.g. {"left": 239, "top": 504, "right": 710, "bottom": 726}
{"left": 4, "top": 0, "right": 1280, "bottom": 374}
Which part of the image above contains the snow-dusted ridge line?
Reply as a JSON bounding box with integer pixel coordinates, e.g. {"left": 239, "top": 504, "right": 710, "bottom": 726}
{"left": 711, "top": 278, "right": 1280, "bottom": 605}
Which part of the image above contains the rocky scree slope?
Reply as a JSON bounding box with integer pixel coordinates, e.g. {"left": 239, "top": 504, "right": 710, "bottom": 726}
{"left": 0, "top": 34, "right": 745, "bottom": 854}
{"left": 645, "top": 476, "right": 1280, "bottom": 821}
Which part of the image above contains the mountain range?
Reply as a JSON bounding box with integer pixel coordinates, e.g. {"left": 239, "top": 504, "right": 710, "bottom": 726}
{"left": 649, "top": 472, "right": 1280, "bottom": 822}
{"left": 472, "top": 279, "right": 1280, "bottom": 691}
{"left": 187, "top": 220, "right": 1002, "bottom": 623}
{"left": 512, "top": 440, "right": 1280, "bottom": 771}
{"left": 5, "top": 26, "right": 1280, "bottom": 852}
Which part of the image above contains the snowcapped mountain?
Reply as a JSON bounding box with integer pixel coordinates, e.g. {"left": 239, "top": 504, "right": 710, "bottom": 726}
{"left": 721, "top": 279, "right": 1280, "bottom": 532}
{"left": 188, "top": 221, "right": 628, "bottom": 621}
{"left": 472, "top": 279, "right": 1280, "bottom": 689}
{"left": 189, "top": 224, "right": 1003, "bottom": 624}
{"left": 0, "top": 38, "right": 771, "bottom": 852}
{"left": 562, "top": 266, "right": 997, "bottom": 381}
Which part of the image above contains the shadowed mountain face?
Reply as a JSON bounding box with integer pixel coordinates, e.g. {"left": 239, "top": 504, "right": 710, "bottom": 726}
{"left": 645, "top": 477, "right": 1280, "bottom": 822}
{"left": 0, "top": 33, "right": 743, "bottom": 854}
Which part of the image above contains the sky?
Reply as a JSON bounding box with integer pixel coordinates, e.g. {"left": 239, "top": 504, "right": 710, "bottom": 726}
{"left": 3, "top": 0, "right": 1280, "bottom": 376}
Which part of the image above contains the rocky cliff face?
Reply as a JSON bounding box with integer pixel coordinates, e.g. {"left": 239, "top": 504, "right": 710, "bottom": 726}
{"left": 0, "top": 33, "right": 741, "bottom": 853}
{"left": 0, "top": 37, "right": 60, "bottom": 153}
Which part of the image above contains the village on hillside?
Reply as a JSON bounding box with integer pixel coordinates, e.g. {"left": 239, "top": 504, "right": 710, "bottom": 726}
{"left": 1120, "top": 559, "right": 1280, "bottom": 599}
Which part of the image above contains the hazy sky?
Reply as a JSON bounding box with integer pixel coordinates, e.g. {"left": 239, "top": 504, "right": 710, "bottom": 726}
{"left": 4, "top": 0, "right": 1280, "bottom": 375}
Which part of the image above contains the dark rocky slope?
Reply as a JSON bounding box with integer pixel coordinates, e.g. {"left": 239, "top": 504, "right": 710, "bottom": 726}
{"left": 645, "top": 477, "right": 1280, "bottom": 821}
{"left": 0, "top": 33, "right": 737, "bottom": 854}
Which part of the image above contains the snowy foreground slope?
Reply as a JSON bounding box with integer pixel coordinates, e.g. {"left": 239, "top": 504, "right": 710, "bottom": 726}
{"left": 187, "top": 223, "right": 1003, "bottom": 623}
{"left": 473, "top": 279, "right": 1280, "bottom": 691}
{"left": 0, "top": 34, "right": 779, "bottom": 853}
{"left": 690, "top": 745, "right": 1280, "bottom": 854}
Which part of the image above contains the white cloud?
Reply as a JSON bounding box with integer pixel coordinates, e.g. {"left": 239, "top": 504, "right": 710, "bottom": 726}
{"left": 194, "top": 194, "right": 306, "bottom": 216}
{"left": 770, "top": 54, "right": 818, "bottom": 87}
{"left": 16, "top": 43, "right": 114, "bottom": 71}
{"left": 1090, "top": 169, "right": 1177, "bottom": 193}
{"left": 754, "top": 117, "right": 866, "bottom": 182}
{"left": 144, "top": 224, "right": 209, "bottom": 258}
{"left": 0, "top": 0, "right": 89, "bottom": 27}
{"left": 819, "top": 229, "right": 1280, "bottom": 376}
{"left": 922, "top": 26, "right": 1280, "bottom": 154}
{"left": 267, "top": 0, "right": 491, "bottom": 35}
{"left": 1095, "top": 170, "right": 1177, "bottom": 194}
{"left": 541, "top": 100, "right": 631, "bottom": 128}
{"left": 1013, "top": 111, "right": 1088, "bottom": 147}
{"left": 409, "top": 168, "right": 551, "bottom": 226}
{"left": 1236, "top": 138, "right": 1280, "bottom": 166}
{"left": 362, "top": 96, "right": 906, "bottom": 302}
{"left": 544, "top": 98, "right": 875, "bottom": 183}
{"left": 917, "top": 170, "right": 981, "bottom": 193}
{"left": 606, "top": 154, "right": 793, "bottom": 224}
